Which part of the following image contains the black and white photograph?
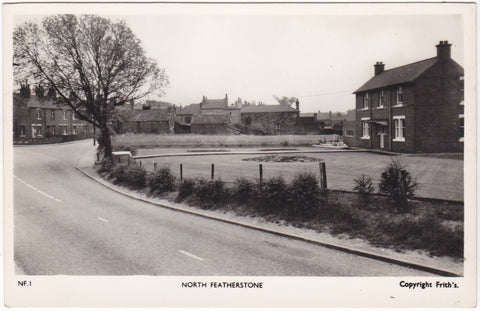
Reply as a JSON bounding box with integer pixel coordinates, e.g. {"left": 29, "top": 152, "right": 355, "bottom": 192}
{"left": 3, "top": 2, "right": 477, "bottom": 308}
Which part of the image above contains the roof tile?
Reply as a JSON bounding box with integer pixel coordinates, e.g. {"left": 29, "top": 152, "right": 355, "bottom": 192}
{"left": 355, "top": 57, "right": 438, "bottom": 93}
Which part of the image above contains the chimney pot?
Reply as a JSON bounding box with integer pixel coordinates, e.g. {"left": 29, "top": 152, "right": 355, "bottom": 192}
{"left": 374, "top": 61, "right": 385, "bottom": 75}
{"left": 436, "top": 40, "right": 452, "bottom": 60}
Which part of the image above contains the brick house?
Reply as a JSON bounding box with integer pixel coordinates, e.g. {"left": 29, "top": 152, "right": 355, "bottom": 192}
{"left": 13, "top": 93, "right": 94, "bottom": 143}
{"left": 114, "top": 108, "right": 175, "bottom": 134}
{"left": 353, "top": 41, "right": 464, "bottom": 153}
{"left": 240, "top": 104, "right": 299, "bottom": 134}
{"left": 176, "top": 94, "right": 240, "bottom": 126}
{"left": 191, "top": 114, "right": 230, "bottom": 134}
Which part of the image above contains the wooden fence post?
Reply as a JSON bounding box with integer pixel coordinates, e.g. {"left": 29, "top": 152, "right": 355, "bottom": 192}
{"left": 211, "top": 164, "right": 215, "bottom": 180}
{"left": 180, "top": 164, "right": 183, "bottom": 180}
{"left": 139, "top": 161, "right": 142, "bottom": 167}
{"left": 154, "top": 162, "right": 157, "bottom": 171}
{"left": 259, "top": 164, "right": 263, "bottom": 183}
{"left": 319, "top": 161, "right": 327, "bottom": 190}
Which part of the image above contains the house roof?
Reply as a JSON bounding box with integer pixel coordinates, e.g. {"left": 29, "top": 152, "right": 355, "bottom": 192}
{"left": 115, "top": 109, "right": 171, "bottom": 122}
{"left": 202, "top": 99, "right": 227, "bottom": 109}
{"left": 316, "top": 112, "right": 331, "bottom": 120}
{"left": 191, "top": 114, "right": 229, "bottom": 124}
{"left": 13, "top": 93, "right": 67, "bottom": 109}
{"left": 177, "top": 103, "right": 201, "bottom": 115}
{"left": 354, "top": 57, "right": 438, "bottom": 93}
{"left": 240, "top": 105, "right": 298, "bottom": 113}
{"left": 300, "top": 113, "right": 316, "bottom": 118}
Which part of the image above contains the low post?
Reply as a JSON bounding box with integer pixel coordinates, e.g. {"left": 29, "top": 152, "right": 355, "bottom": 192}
{"left": 211, "top": 164, "right": 215, "bottom": 180}
{"left": 319, "top": 161, "right": 327, "bottom": 190}
{"left": 96, "top": 152, "right": 100, "bottom": 162}
{"left": 154, "top": 162, "right": 157, "bottom": 171}
{"left": 118, "top": 156, "right": 121, "bottom": 164}
{"left": 139, "top": 161, "right": 142, "bottom": 167}
{"left": 259, "top": 164, "right": 263, "bottom": 183}
{"left": 180, "top": 164, "right": 183, "bottom": 180}
{"left": 127, "top": 157, "right": 130, "bottom": 166}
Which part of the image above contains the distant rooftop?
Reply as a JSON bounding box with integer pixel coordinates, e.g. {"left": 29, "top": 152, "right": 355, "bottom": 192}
{"left": 241, "top": 105, "right": 298, "bottom": 113}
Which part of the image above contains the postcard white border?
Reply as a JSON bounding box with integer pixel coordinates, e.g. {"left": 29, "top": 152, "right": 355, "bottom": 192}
{"left": 3, "top": 2, "right": 477, "bottom": 308}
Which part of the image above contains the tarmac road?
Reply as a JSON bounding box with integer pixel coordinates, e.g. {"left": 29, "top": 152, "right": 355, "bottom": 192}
{"left": 13, "top": 140, "right": 434, "bottom": 276}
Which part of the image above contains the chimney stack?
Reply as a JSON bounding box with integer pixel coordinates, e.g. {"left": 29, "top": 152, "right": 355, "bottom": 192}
{"left": 374, "top": 61, "right": 385, "bottom": 75}
{"left": 295, "top": 98, "right": 299, "bottom": 111}
{"left": 436, "top": 40, "right": 451, "bottom": 60}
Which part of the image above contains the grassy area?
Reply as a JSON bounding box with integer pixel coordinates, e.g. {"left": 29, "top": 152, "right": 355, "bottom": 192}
{"left": 112, "top": 133, "right": 339, "bottom": 149}
{"left": 132, "top": 151, "right": 463, "bottom": 201}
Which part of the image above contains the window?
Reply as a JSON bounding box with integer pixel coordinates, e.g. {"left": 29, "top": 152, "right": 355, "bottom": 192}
{"left": 393, "top": 116, "right": 405, "bottom": 142}
{"left": 36, "top": 108, "right": 42, "bottom": 119}
{"left": 32, "top": 125, "right": 42, "bottom": 137}
{"left": 63, "top": 110, "right": 67, "bottom": 120}
{"left": 72, "top": 126, "right": 77, "bottom": 135}
{"left": 361, "top": 117, "right": 370, "bottom": 139}
{"left": 19, "top": 125, "right": 26, "bottom": 137}
{"left": 72, "top": 112, "right": 77, "bottom": 120}
{"left": 459, "top": 114, "right": 464, "bottom": 142}
{"left": 60, "top": 125, "right": 67, "bottom": 135}
{"left": 363, "top": 93, "right": 369, "bottom": 109}
{"left": 345, "top": 129, "right": 354, "bottom": 137}
{"left": 377, "top": 90, "right": 384, "bottom": 108}
{"left": 51, "top": 110, "right": 55, "bottom": 120}
{"left": 51, "top": 126, "right": 55, "bottom": 135}
{"left": 395, "top": 87, "right": 403, "bottom": 106}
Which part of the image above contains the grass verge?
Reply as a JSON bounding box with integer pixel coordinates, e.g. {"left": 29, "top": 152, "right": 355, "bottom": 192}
{"left": 97, "top": 162, "right": 464, "bottom": 260}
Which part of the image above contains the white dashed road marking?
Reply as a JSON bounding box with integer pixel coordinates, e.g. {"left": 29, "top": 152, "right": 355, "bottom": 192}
{"left": 14, "top": 175, "right": 62, "bottom": 204}
{"left": 97, "top": 217, "right": 109, "bottom": 223}
{"left": 179, "top": 250, "right": 205, "bottom": 261}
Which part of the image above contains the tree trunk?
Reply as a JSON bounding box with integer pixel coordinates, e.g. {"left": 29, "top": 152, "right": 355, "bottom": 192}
{"left": 99, "top": 124, "right": 113, "bottom": 163}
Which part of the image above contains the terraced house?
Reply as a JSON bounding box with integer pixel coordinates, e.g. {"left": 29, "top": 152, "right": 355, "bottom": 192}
{"left": 353, "top": 41, "right": 464, "bottom": 153}
{"left": 13, "top": 92, "right": 94, "bottom": 144}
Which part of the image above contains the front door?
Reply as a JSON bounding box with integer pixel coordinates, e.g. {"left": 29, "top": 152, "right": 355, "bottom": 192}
{"left": 378, "top": 125, "right": 386, "bottom": 149}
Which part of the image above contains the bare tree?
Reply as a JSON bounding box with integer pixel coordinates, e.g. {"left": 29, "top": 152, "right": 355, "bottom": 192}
{"left": 272, "top": 95, "right": 297, "bottom": 106}
{"left": 13, "top": 14, "right": 168, "bottom": 161}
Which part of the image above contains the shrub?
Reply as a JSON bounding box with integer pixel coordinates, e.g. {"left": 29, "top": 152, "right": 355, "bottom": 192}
{"left": 148, "top": 168, "right": 176, "bottom": 195}
{"left": 112, "top": 165, "right": 129, "bottom": 185}
{"left": 379, "top": 159, "right": 418, "bottom": 211}
{"left": 353, "top": 174, "right": 375, "bottom": 203}
{"left": 176, "top": 178, "right": 196, "bottom": 202}
{"left": 125, "top": 165, "right": 147, "bottom": 189}
{"left": 193, "top": 179, "right": 228, "bottom": 209}
{"left": 287, "top": 173, "right": 320, "bottom": 219}
{"left": 256, "top": 176, "right": 288, "bottom": 215}
{"left": 232, "top": 177, "right": 257, "bottom": 204}
{"left": 97, "top": 158, "right": 113, "bottom": 174}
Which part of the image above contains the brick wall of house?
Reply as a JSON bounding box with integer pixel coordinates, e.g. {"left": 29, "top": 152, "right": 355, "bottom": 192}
{"left": 13, "top": 95, "right": 94, "bottom": 143}
{"left": 389, "top": 85, "right": 417, "bottom": 153}
{"left": 355, "top": 85, "right": 419, "bottom": 153}
{"left": 342, "top": 120, "right": 356, "bottom": 147}
{"left": 413, "top": 60, "right": 464, "bottom": 153}
{"left": 13, "top": 103, "right": 30, "bottom": 139}
{"left": 354, "top": 93, "right": 372, "bottom": 149}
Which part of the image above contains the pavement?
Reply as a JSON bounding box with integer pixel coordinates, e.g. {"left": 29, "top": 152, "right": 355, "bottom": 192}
{"left": 77, "top": 152, "right": 464, "bottom": 277}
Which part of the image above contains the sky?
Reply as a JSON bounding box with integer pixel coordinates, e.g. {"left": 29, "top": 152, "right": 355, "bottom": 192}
{"left": 120, "top": 13, "right": 463, "bottom": 113}
{"left": 12, "top": 8, "right": 464, "bottom": 113}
